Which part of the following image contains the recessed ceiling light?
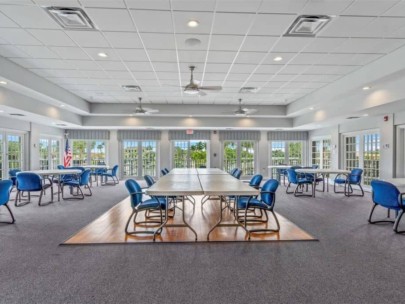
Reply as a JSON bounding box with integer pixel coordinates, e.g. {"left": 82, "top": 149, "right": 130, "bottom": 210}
{"left": 188, "top": 115, "right": 193, "bottom": 118}
{"left": 0, "top": 110, "right": 4, "bottom": 113}
{"left": 10, "top": 113, "right": 25, "bottom": 117}
{"left": 309, "top": 107, "right": 314, "bottom": 110}
{"left": 0, "top": 80, "right": 7, "bottom": 85}
{"left": 185, "top": 38, "right": 201, "bottom": 47}
{"left": 273, "top": 56, "right": 283, "bottom": 62}
{"left": 60, "top": 104, "right": 65, "bottom": 107}
{"left": 187, "top": 20, "right": 199, "bottom": 28}
{"left": 363, "top": 113, "right": 369, "bottom": 117}
{"left": 97, "top": 52, "right": 108, "bottom": 58}
{"left": 363, "top": 86, "right": 371, "bottom": 91}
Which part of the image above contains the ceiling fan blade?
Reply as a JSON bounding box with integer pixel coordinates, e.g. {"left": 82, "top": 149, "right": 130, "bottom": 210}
{"left": 144, "top": 108, "right": 159, "bottom": 113}
{"left": 245, "top": 109, "right": 258, "bottom": 114}
{"left": 199, "top": 86, "right": 222, "bottom": 91}
{"left": 198, "top": 90, "right": 207, "bottom": 96}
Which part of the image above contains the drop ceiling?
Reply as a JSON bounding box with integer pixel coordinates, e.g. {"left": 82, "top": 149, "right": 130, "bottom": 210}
{"left": 0, "top": 0, "right": 405, "bottom": 129}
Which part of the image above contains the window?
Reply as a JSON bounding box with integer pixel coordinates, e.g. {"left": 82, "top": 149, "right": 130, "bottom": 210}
{"left": 343, "top": 132, "right": 380, "bottom": 186}
{"left": 311, "top": 139, "right": 331, "bottom": 169}
{"left": 122, "top": 141, "right": 157, "bottom": 178}
{"left": 39, "top": 137, "right": 61, "bottom": 170}
{"left": 223, "top": 141, "right": 256, "bottom": 176}
{"left": 172, "top": 140, "right": 208, "bottom": 168}
{"left": 270, "top": 141, "right": 305, "bottom": 165}
{"left": 271, "top": 142, "right": 285, "bottom": 166}
{"left": 0, "top": 131, "right": 25, "bottom": 179}
{"left": 72, "top": 140, "right": 107, "bottom": 166}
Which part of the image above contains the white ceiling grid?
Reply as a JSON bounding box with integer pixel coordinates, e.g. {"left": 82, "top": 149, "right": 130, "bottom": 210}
{"left": 0, "top": 0, "right": 404, "bottom": 106}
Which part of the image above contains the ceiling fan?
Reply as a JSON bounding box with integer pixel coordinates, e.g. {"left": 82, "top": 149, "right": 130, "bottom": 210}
{"left": 231, "top": 99, "right": 257, "bottom": 116}
{"left": 183, "top": 65, "right": 222, "bottom": 96}
{"left": 134, "top": 97, "right": 159, "bottom": 115}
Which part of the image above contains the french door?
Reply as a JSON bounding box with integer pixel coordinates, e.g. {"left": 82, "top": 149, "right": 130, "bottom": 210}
{"left": 223, "top": 141, "right": 256, "bottom": 176}
{"left": 343, "top": 132, "right": 380, "bottom": 185}
{"left": 39, "top": 137, "right": 61, "bottom": 170}
{"left": 122, "top": 140, "right": 158, "bottom": 178}
{"left": 0, "top": 132, "right": 24, "bottom": 179}
{"left": 172, "top": 140, "right": 208, "bottom": 168}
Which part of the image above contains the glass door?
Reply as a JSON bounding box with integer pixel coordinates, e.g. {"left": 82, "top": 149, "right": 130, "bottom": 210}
{"left": 223, "top": 141, "right": 237, "bottom": 172}
{"left": 0, "top": 134, "right": 3, "bottom": 179}
{"left": 142, "top": 141, "right": 157, "bottom": 176}
{"left": 122, "top": 141, "right": 158, "bottom": 178}
{"left": 122, "top": 141, "right": 139, "bottom": 177}
{"left": 223, "top": 140, "right": 256, "bottom": 176}
{"left": 0, "top": 132, "right": 24, "bottom": 179}
{"left": 172, "top": 140, "right": 208, "bottom": 168}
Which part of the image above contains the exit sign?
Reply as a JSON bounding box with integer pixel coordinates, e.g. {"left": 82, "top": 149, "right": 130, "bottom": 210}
{"left": 186, "top": 129, "right": 194, "bottom": 135}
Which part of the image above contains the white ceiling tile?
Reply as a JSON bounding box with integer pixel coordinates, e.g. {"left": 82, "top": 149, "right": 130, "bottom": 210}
{"left": 127, "top": 0, "right": 170, "bottom": 10}
{"left": 259, "top": 0, "right": 307, "bottom": 14}
{"left": 384, "top": 0, "right": 405, "bottom": 16}
{"left": 10, "top": 58, "right": 39, "bottom": 69}
{"left": 343, "top": 0, "right": 400, "bottom": 16}
{"left": 34, "top": 0, "right": 81, "bottom": 6}
{"left": 216, "top": 0, "right": 262, "bottom": 12}
{"left": 80, "top": 0, "right": 126, "bottom": 8}
{"left": 68, "top": 60, "right": 101, "bottom": 70}
{"left": 104, "top": 31, "right": 143, "bottom": 48}
{"left": 303, "top": 38, "right": 347, "bottom": 53}
{"left": 272, "top": 37, "right": 315, "bottom": 52}
{"left": 26, "top": 58, "right": 73, "bottom": 69}
{"left": 279, "top": 64, "right": 311, "bottom": 74}
{"left": 140, "top": 33, "right": 175, "bottom": 50}
{"left": 0, "top": 10, "right": 17, "bottom": 27}
{"left": 0, "top": 45, "right": 29, "bottom": 58}
{"left": 263, "top": 52, "right": 296, "bottom": 64}
{"left": 126, "top": 61, "right": 154, "bottom": 71}
{"left": 207, "top": 50, "right": 236, "bottom": 63}
{"left": 173, "top": 11, "right": 214, "bottom": 34}
{"left": 114, "top": 48, "right": 149, "bottom": 61}
{"left": 372, "top": 38, "right": 405, "bottom": 53}
{"left": 213, "top": 12, "right": 255, "bottom": 35}
{"left": 28, "top": 29, "right": 76, "bottom": 47}
{"left": 132, "top": 71, "right": 157, "bottom": 79}
{"left": 255, "top": 64, "right": 283, "bottom": 74}
{"left": 149, "top": 49, "right": 178, "bottom": 62}
{"left": 29, "top": 68, "right": 55, "bottom": 77}
{"left": 203, "top": 63, "right": 231, "bottom": 73}
{"left": 16, "top": 45, "right": 59, "bottom": 59}
{"left": 250, "top": 14, "right": 296, "bottom": 36}
{"left": 66, "top": 31, "right": 110, "bottom": 47}
{"left": 172, "top": 0, "right": 216, "bottom": 11}
{"left": 50, "top": 47, "right": 90, "bottom": 60}
{"left": 355, "top": 17, "right": 405, "bottom": 38}
{"left": 83, "top": 48, "right": 121, "bottom": 61}
{"left": 107, "top": 70, "right": 133, "bottom": 79}
{"left": 87, "top": 8, "right": 135, "bottom": 31}
{"left": 81, "top": 70, "right": 109, "bottom": 78}
{"left": 228, "top": 64, "right": 256, "bottom": 73}
{"left": 317, "top": 53, "right": 382, "bottom": 65}
{"left": 301, "top": 0, "right": 353, "bottom": 15}
{"left": 319, "top": 16, "right": 374, "bottom": 37}
{"left": 176, "top": 33, "right": 209, "bottom": 50}
{"left": 240, "top": 35, "right": 278, "bottom": 52}
{"left": 209, "top": 35, "right": 245, "bottom": 51}
{"left": 235, "top": 51, "right": 266, "bottom": 64}
{"left": 295, "top": 74, "right": 341, "bottom": 82}
{"left": 270, "top": 74, "right": 298, "bottom": 82}
{"left": 43, "top": 69, "right": 86, "bottom": 78}
{"left": 389, "top": 25, "right": 405, "bottom": 38}
{"left": 203, "top": 73, "right": 227, "bottom": 81}
{"left": 305, "top": 65, "right": 360, "bottom": 75}
{"left": 179, "top": 50, "right": 207, "bottom": 63}
{"left": 131, "top": 10, "right": 173, "bottom": 33}
{"left": 227, "top": 73, "right": 250, "bottom": 81}
{"left": 0, "top": 28, "right": 41, "bottom": 45}
{"left": 152, "top": 62, "right": 179, "bottom": 72}
{"left": 288, "top": 53, "right": 324, "bottom": 65}
{"left": 0, "top": 5, "right": 59, "bottom": 29}
{"left": 97, "top": 61, "right": 127, "bottom": 71}
{"left": 332, "top": 38, "right": 404, "bottom": 53}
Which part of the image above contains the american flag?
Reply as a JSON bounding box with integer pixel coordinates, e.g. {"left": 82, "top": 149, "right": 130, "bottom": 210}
{"left": 63, "top": 138, "right": 72, "bottom": 167}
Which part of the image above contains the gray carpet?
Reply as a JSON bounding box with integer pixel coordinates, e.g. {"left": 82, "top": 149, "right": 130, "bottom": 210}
{"left": 0, "top": 181, "right": 404, "bottom": 304}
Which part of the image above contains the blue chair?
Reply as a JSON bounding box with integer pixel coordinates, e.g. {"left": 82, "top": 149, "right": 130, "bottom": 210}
{"left": 0, "top": 180, "right": 15, "bottom": 224}
{"left": 334, "top": 168, "right": 364, "bottom": 197}
{"left": 286, "top": 168, "right": 313, "bottom": 197}
{"left": 303, "top": 165, "right": 325, "bottom": 192}
{"left": 232, "top": 169, "right": 242, "bottom": 179}
{"left": 90, "top": 167, "right": 107, "bottom": 186}
{"left": 101, "top": 165, "right": 119, "bottom": 185}
{"left": 236, "top": 179, "right": 280, "bottom": 239}
{"left": 227, "top": 174, "right": 263, "bottom": 210}
{"left": 125, "top": 179, "right": 168, "bottom": 239}
{"left": 164, "top": 168, "right": 169, "bottom": 174}
{"left": 161, "top": 169, "right": 168, "bottom": 176}
{"left": 229, "top": 168, "right": 238, "bottom": 176}
{"left": 275, "top": 165, "right": 288, "bottom": 185}
{"left": 144, "top": 174, "right": 177, "bottom": 215}
{"left": 15, "top": 172, "right": 54, "bottom": 206}
{"left": 370, "top": 180, "right": 405, "bottom": 233}
{"left": 62, "top": 169, "right": 92, "bottom": 200}
{"left": 9, "top": 169, "right": 21, "bottom": 191}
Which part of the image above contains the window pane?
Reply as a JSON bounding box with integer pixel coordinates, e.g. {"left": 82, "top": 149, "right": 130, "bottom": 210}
{"left": 223, "top": 141, "right": 237, "bottom": 172}
{"left": 240, "top": 141, "right": 255, "bottom": 176}
{"left": 190, "top": 140, "right": 207, "bottom": 168}
{"left": 363, "top": 133, "right": 380, "bottom": 185}
{"left": 51, "top": 139, "right": 60, "bottom": 170}
{"left": 345, "top": 136, "right": 360, "bottom": 171}
{"left": 72, "top": 140, "right": 87, "bottom": 166}
{"left": 173, "top": 141, "right": 188, "bottom": 168}
{"left": 7, "top": 135, "right": 23, "bottom": 170}
{"left": 90, "top": 141, "right": 106, "bottom": 165}
{"left": 312, "top": 140, "right": 321, "bottom": 167}
{"left": 39, "top": 138, "right": 49, "bottom": 170}
{"left": 271, "top": 141, "right": 285, "bottom": 165}
{"left": 123, "top": 141, "right": 138, "bottom": 177}
{"left": 142, "top": 141, "right": 157, "bottom": 176}
{"left": 322, "top": 139, "right": 331, "bottom": 169}
{"left": 288, "top": 142, "right": 303, "bottom": 166}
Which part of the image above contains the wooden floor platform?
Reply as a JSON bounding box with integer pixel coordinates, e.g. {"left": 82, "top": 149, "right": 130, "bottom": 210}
{"left": 62, "top": 196, "right": 316, "bottom": 244}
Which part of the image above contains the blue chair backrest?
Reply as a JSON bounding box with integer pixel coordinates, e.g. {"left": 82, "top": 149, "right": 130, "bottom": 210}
{"left": 233, "top": 169, "right": 242, "bottom": 179}
{"left": 125, "top": 179, "right": 142, "bottom": 208}
{"left": 69, "top": 166, "right": 85, "bottom": 172}
{"left": 57, "top": 165, "right": 65, "bottom": 169}
{"left": 290, "top": 166, "right": 302, "bottom": 170}
{"left": 349, "top": 168, "right": 363, "bottom": 184}
{"left": 161, "top": 169, "right": 167, "bottom": 176}
{"left": 164, "top": 168, "right": 169, "bottom": 174}
{"left": 261, "top": 179, "right": 279, "bottom": 206}
{"left": 0, "top": 180, "right": 12, "bottom": 206}
{"left": 79, "top": 169, "right": 91, "bottom": 185}
{"left": 16, "top": 172, "right": 43, "bottom": 191}
{"left": 371, "top": 180, "right": 400, "bottom": 209}
{"left": 286, "top": 169, "right": 298, "bottom": 184}
{"left": 249, "top": 174, "right": 263, "bottom": 188}
{"left": 9, "top": 169, "right": 21, "bottom": 177}
{"left": 144, "top": 175, "right": 155, "bottom": 187}
{"left": 230, "top": 168, "right": 238, "bottom": 176}
{"left": 111, "top": 165, "right": 119, "bottom": 176}
{"left": 312, "top": 164, "right": 319, "bottom": 169}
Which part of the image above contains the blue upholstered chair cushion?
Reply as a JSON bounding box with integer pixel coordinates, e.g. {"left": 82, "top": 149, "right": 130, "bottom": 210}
{"left": 16, "top": 173, "right": 43, "bottom": 191}
{"left": 0, "top": 180, "right": 13, "bottom": 205}
{"left": 371, "top": 180, "right": 402, "bottom": 211}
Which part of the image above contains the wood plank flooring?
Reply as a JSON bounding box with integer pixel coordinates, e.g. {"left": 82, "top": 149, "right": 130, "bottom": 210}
{"left": 63, "top": 195, "right": 316, "bottom": 244}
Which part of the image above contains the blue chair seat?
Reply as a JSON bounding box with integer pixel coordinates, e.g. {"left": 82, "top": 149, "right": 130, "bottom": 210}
{"left": 138, "top": 197, "right": 167, "bottom": 210}
{"left": 237, "top": 197, "right": 267, "bottom": 209}
{"left": 298, "top": 178, "right": 312, "bottom": 184}
{"left": 334, "top": 178, "right": 347, "bottom": 184}
{"left": 63, "top": 180, "right": 80, "bottom": 187}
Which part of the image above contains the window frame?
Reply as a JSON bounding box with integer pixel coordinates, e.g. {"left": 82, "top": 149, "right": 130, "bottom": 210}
{"left": 71, "top": 139, "right": 108, "bottom": 166}
{"left": 39, "top": 135, "right": 62, "bottom": 170}
{"left": 221, "top": 140, "right": 258, "bottom": 177}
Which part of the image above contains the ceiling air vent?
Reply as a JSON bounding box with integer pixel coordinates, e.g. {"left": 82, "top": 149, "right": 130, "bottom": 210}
{"left": 239, "top": 87, "right": 259, "bottom": 93}
{"left": 122, "top": 85, "right": 142, "bottom": 92}
{"left": 10, "top": 113, "right": 25, "bottom": 117}
{"left": 45, "top": 7, "right": 96, "bottom": 30}
{"left": 346, "top": 116, "right": 360, "bottom": 120}
{"left": 285, "top": 15, "right": 331, "bottom": 37}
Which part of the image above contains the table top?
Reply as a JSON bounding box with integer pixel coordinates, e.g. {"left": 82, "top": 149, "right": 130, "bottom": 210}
{"left": 81, "top": 165, "right": 109, "bottom": 169}
{"left": 19, "top": 169, "right": 82, "bottom": 175}
{"left": 168, "top": 168, "right": 198, "bottom": 175}
{"left": 198, "top": 174, "right": 259, "bottom": 196}
{"left": 268, "top": 165, "right": 292, "bottom": 169}
{"left": 196, "top": 168, "right": 228, "bottom": 175}
{"left": 295, "top": 169, "right": 351, "bottom": 174}
{"left": 147, "top": 174, "right": 203, "bottom": 196}
{"left": 381, "top": 178, "right": 405, "bottom": 187}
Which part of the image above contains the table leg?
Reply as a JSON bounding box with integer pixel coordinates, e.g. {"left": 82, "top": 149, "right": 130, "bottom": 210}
{"left": 57, "top": 174, "right": 61, "bottom": 201}
{"left": 207, "top": 195, "right": 224, "bottom": 240}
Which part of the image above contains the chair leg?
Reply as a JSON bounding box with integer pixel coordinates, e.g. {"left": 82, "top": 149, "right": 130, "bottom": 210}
{"left": 368, "top": 204, "right": 396, "bottom": 225}
{"left": 286, "top": 183, "right": 294, "bottom": 194}
{"left": 38, "top": 189, "right": 43, "bottom": 206}
{"left": 0, "top": 204, "right": 15, "bottom": 224}
{"left": 393, "top": 210, "right": 404, "bottom": 233}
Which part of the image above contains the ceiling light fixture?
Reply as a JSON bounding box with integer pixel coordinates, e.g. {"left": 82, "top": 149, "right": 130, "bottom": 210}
{"left": 187, "top": 20, "right": 199, "bottom": 28}
{"left": 97, "top": 52, "right": 108, "bottom": 58}
{"left": 309, "top": 107, "right": 314, "bottom": 110}
{"left": 0, "top": 110, "right": 4, "bottom": 113}
{"left": 0, "top": 81, "right": 7, "bottom": 85}
{"left": 60, "top": 104, "right": 65, "bottom": 107}
{"left": 362, "top": 86, "right": 371, "bottom": 91}
{"left": 273, "top": 56, "right": 283, "bottom": 62}
{"left": 363, "top": 113, "right": 369, "bottom": 117}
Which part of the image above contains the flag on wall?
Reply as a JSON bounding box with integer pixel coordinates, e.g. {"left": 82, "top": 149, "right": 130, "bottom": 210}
{"left": 63, "top": 138, "right": 72, "bottom": 167}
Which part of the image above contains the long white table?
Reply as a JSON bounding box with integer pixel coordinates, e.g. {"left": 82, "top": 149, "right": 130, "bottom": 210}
{"left": 295, "top": 168, "right": 351, "bottom": 197}
{"left": 81, "top": 165, "right": 109, "bottom": 186}
{"left": 146, "top": 168, "right": 259, "bottom": 241}
{"left": 19, "top": 169, "right": 82, "bottom": 201}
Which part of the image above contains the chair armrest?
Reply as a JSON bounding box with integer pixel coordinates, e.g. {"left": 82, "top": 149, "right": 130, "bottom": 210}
{"left": 334, "top": 173, "right": 347, "bottom": 180}
{"left": 129, "top": 191, "right": 144, "bottom": 195}
{"left": 400, "top": 193, "right": 405, "bottom": 208}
